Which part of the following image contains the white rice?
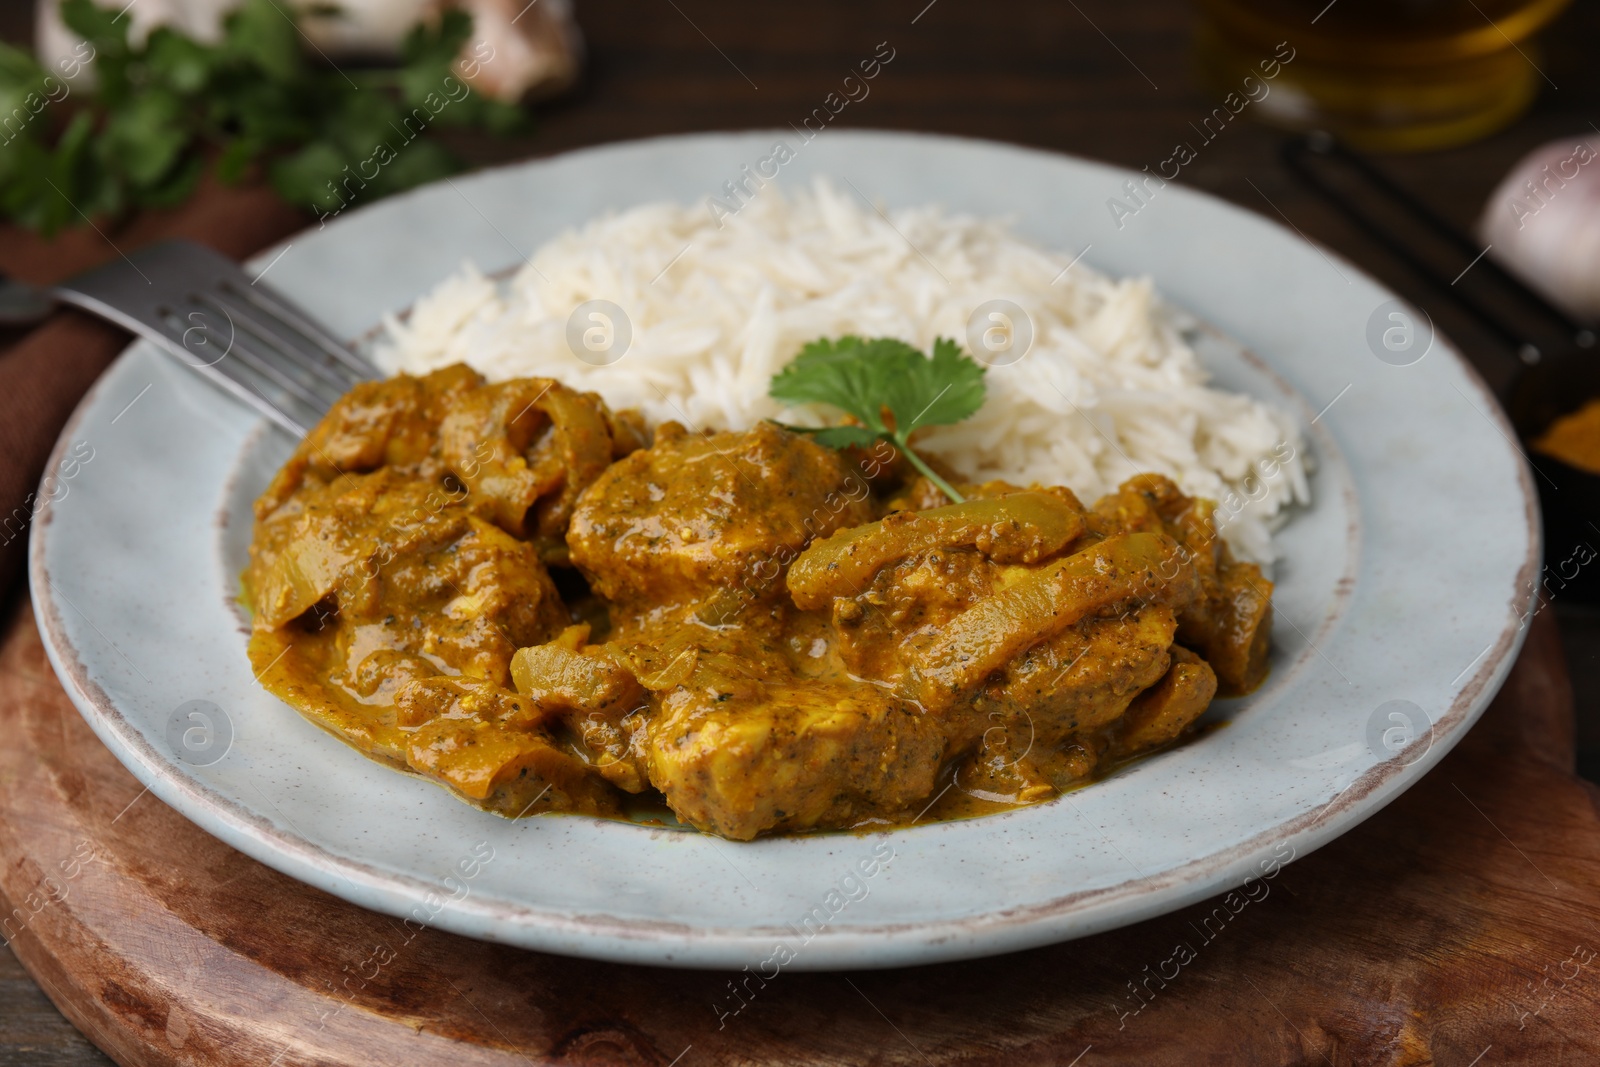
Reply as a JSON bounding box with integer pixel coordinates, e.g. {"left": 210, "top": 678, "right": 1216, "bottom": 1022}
{"left": 375, "top": 178, "right": 1309, "bottom": 564}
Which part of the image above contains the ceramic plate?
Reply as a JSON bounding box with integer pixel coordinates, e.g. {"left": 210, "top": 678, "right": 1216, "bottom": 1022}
{"left": 31, "top": 131, "right": 1536, "bottom": 970}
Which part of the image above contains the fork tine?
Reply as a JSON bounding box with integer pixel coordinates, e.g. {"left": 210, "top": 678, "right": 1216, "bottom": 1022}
{"left": 176, "top": 347, "right": 312, "bottom": 436}
{"left": 196, "top": 321, "right": 343, "bottom": 413}
{"left": 213, "top": 288, "right": 371, "bottom": 390}
{"left": 160, "top": 302, "right": 340, "bottom": 407}
{"left": 198, "top": 292, "right": 357, "bottom": 397}
{"left": 231, "top": 281, "right": 379, "bottom": 381}
{"left": 142, "top": 306, "right": 319, "bottom": 434}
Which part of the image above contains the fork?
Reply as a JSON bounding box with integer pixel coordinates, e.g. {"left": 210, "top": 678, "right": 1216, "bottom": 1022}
{"left": 54, "top": 240, "right": 378, "bottom": 436}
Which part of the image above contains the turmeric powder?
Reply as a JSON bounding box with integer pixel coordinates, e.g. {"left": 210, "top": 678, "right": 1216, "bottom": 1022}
{"left": 1532, "top": 398, "right": 1600, "bottom": 476}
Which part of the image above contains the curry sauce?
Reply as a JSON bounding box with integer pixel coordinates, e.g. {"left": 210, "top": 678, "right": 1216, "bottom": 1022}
{"left": 244, "top": 365, "right": 1273, "bottom": 840}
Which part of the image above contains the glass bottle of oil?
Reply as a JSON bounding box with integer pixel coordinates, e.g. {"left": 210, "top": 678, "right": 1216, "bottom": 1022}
{"left": 1194, "top": 0, "right": 1571, "bottom": 151}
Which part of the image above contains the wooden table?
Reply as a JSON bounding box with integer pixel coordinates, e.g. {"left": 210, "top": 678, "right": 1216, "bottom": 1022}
{"left": 3, "top": 0, "right": 1600, "bottom": 1061}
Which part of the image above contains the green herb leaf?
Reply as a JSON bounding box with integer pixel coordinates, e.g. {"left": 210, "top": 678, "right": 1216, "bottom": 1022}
{"left": 769, "top": 335, "right": 987, "bottom": 503}
{"left": 0, "top": 0, "right": 532, "bottom": 233}
{"left": 221, "top": 0, "right": 301, "bottom": 82}
{"left": 101, "top": 88, "right": 189, "bottom": 186}
{"left": 139, "top": 152, "right": 205, "bottom": 207}
{"left": 804, "top": 424, "right": 884, "bottom": 450}
{"left": 59, "top": 0, "right": 129, "bottom": 58}
{"left": 145, "top": 28, "right": 214, "bottom": 94}
{"left": 268, "top": 140, "right": 348, "bottom": 210}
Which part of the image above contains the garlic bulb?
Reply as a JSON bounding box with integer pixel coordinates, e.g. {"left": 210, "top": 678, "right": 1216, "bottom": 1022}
{"left": 441, "top": 0, "right": 581, "bottom": 104}
{"left": 1480, "top": 136, "right": 1600, "bottom": 323}
{"left": 33, "top": 0, "right": 581, "bottom": 102}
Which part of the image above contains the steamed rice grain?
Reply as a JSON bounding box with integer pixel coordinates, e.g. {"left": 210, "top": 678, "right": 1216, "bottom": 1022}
{"left": 376, "top": 179, "right": 1309, "bottom": 563}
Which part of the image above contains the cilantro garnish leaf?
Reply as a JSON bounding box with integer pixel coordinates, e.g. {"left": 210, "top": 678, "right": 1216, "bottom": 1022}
{"left": 807, "top": 425, "right": 882, "bottom": 450}
{"left": 768, "top": 335, "right": 987, "bottom": 503}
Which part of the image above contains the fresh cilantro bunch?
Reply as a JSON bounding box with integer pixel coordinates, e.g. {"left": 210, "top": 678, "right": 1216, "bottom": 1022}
{"left": 0, "top": 0, "right": 527, "bottom": 234}
{"left": 768, "top": 335, "right": 987, "bottom": 503}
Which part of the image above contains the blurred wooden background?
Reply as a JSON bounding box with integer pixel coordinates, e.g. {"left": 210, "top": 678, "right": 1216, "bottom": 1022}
{"left": 2, "top": 0, "right": 1598, "bottom": 1060}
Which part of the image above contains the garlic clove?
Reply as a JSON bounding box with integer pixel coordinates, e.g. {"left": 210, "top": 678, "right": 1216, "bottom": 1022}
{"left": 1479, "top": 136, "right": 1600, "bottom": 323}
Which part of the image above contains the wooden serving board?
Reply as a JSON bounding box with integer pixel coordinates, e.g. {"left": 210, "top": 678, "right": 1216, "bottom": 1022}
{"left": 2, "top": 594, "right": 1599, "bottom": 1066}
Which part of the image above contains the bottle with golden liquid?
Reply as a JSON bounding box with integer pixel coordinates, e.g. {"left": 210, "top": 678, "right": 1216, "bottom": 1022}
{"left": 1194, "top": 0, "right": 1571, "bottom": 151}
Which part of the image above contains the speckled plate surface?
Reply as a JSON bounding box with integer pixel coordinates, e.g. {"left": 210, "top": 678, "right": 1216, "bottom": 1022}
{"left": 30, "top": 130, "right": 1536, "bottom": 970}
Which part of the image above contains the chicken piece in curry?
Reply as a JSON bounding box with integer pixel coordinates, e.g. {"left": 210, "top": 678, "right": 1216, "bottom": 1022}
{"left": 244, "top": 364, "right": 1273, "bottom": 839}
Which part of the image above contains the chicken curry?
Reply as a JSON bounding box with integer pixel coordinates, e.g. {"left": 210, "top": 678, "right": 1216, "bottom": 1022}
{"left": 244, "top": 364, "right": 1273, "bottom": 839}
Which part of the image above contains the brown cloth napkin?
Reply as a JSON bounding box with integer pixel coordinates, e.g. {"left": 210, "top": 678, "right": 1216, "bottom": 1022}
{"left": 0, "top": 178, "right": 307, "bottom": 598}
